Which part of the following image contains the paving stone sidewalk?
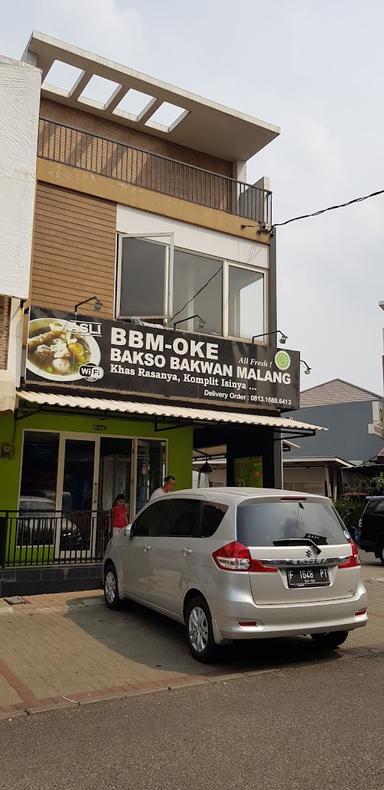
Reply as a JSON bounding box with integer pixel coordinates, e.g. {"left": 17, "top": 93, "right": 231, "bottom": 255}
{"left": 0, "top": 562, "right": 382, "bottom": 720}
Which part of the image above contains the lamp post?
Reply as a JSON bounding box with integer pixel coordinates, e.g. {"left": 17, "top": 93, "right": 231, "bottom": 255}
{"left": 300, "top": 360, "right": 312, "bottom": 375}
{"left": 74, "top": 296, "right": 103, "bottom": 319}
{"left": 252, "top": 330, "right": 288, "bottom": 345}
{"left": 173, "top": 314, "right": 205, "bottom": 331}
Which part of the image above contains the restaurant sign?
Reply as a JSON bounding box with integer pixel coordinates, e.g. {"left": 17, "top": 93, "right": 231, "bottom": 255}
{"left": 26, "top": 308, "right": 300, "bottom": 410}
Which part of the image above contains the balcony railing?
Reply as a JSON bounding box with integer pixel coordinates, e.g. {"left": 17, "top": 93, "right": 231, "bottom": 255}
{"left": 38, "top": 118, "right": 272, "bottom": 224}
{"left": 0, "top": 510, "right": 112, "bottom": 567}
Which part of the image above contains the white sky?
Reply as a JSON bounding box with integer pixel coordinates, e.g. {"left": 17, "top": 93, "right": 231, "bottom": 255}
{"left": 1, "top": 0, "right": 384, "bottom": 395}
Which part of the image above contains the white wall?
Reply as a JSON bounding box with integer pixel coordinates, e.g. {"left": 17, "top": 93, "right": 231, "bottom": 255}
{"left": 0, "top": 56, "right": 41, "bottom": 299}
{"left": 117, "top": 205, "right": 269, "bottom": 269}
{"left": 283, "top": 466, "right": 326, "bottom": 496}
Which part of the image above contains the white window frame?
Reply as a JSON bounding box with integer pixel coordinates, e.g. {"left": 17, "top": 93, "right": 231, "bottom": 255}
{"left": 18, "top": 428, "right": 169, "bottom": 524}
{"left": 171, "top": 246, "right": 224, "bottom": 335}
{"left": 224, "top": 261, "right": 267, "bottom": 343}
{"left": 116, "top": 234, "right": 268, "bottom": 341}
{"left": 116, "top": 233, "right": 174, "bottom": 322}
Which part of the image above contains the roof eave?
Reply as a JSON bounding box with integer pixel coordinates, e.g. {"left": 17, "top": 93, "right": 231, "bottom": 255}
{"left": 22, "top": 30, "right": 280, "bottom": 162}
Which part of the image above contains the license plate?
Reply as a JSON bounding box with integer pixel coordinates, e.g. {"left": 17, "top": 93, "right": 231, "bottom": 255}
{"left": 287, "top": 567, "right": 330, "bottom": 588}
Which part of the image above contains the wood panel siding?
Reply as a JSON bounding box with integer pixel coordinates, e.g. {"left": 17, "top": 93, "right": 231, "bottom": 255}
{"left": 31, "top": 183, "right": 116, "bottom": 318}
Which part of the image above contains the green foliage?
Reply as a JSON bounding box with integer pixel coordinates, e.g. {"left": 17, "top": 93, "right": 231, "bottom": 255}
{"left": 334, "top": 497, "right": 366, "bottom": 527}
{"left": 365, "top": 473, "right": 384, "bottom": 496}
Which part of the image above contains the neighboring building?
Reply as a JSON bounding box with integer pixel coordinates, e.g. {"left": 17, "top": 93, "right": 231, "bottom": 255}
{"left": 0, "top": 55, "right": 40, "bottom": 412}
{"left": 283, "top": 379, "right": 384, "bottom": 498}
{"left": 0, "top": 32, "right": 322, "bottom": 594}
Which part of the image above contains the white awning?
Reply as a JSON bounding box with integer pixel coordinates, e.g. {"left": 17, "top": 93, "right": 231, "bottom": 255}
{"left": 17, "top": 390, "right": 327, "bottom": 433}
{"left": 23, "top": 31, "right": 279, "bottom": 161}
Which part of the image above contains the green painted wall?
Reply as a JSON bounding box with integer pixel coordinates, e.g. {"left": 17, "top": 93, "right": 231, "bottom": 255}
{"left": 0, "top": 409, "right": 193, "bottom": 512}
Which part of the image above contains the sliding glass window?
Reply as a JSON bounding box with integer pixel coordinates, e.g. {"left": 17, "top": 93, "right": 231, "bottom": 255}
{"left": 117, "top": 234, "right": 266, "bottom": 340}
{"left": 173, "top": 250, "right": 223, "bottom": 335}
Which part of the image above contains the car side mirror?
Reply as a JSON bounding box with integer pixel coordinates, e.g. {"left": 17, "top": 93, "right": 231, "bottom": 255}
{"left": 124, "top": 524, "right": 132, "bottom": 537}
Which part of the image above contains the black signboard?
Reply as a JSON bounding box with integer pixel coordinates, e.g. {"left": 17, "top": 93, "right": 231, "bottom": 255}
{"left": 26, "top": 308, "right": 300, "bottom": 410}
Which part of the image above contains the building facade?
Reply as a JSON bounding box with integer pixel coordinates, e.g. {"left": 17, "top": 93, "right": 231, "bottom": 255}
{"left": 283, "top": 379, "right": 384, "bottom": 498}
{"left": 0, "top": 32, "right": 320, "bottom": 594}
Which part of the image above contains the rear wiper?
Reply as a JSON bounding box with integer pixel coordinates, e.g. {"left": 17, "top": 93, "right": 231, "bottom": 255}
{"left": 272, "top": 538, "right": 322, "bottom": 555}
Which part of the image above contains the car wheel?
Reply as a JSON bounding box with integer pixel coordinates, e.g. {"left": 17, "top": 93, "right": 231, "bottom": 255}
{"left": 379, "top": 546, "right": 384, "bottom": 565}
{"left": 186, "top": 596, "right": 218, "bottom": 663}
{"left": 311, "top": 631, "right": 349, "bottom": 650}
{"left": 104, "top": 564, "right": 122, "bottom": 610}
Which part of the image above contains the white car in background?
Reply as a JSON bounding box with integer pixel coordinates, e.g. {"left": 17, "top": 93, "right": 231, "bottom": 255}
{"left": 17, "top": 496, "right": 80, "bottom": 549}
{"left": 103, "top": 488, "right": 367, "bottom": 662}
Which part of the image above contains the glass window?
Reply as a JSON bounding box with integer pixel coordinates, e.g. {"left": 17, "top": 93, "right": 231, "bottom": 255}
{"left": 370, "top": 500, "right": 384, "bottom": 514}
{"left": 228, "top": 266, "right": 264, "bottom": 339}
{"left": 19, "top": 431, "right": 59, "bottom": 506}
{"left": 99, "top": 437, "right": 133, "bottom": 518}
{"left": 132, "top": 499, "right": 170, "bottom": 537}
{"left": 201, "top": 502, "right": 228, "bottom": 537}
{"left": 166, "top": 499, "right": 201, "bottom": 537}
{"left": 237, "top": 501, "right": 349, "bottom": 547}
{"left": 173, "top": 250, "right": 222, "bottom": 335}
{"left": 62, "top": 440, "right": 95, "bottom": 512}
{"left": 18, "top": 431, "right": 59, "bottom": 547}
{"left": 136, "top": 440, "right": 166, "bottom": 513}
{"left": 119, "top": 237, "right": 168, "bottom": 319}
{"left": 116, "top": 234, "right": 269, "bottom": 341}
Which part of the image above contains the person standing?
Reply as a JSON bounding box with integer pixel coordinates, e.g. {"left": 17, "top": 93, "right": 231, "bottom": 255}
{"left": 111, "top": 494, "right": 129, "bottom": 538}
{"left": 149, "top": 476, "right": 176, "bottom": 502}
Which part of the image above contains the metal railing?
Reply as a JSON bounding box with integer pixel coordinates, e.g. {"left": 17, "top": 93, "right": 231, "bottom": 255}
{"left": 0, "top": 510, "right": 112, "bottom": 567}
{"left": 37, "top": 118, "right": 272, "bottom": 224}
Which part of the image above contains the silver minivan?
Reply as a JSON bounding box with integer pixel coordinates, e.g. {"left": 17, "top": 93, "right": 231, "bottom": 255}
{"left": 103, "top": 488, "right": 367, "bottom": 662}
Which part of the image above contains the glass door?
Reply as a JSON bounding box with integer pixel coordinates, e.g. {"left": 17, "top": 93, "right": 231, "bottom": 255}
{"left": 99, "top": 438, "right": 133, "bottom": 523}
{"left": 135, "top": 439, "right": 166, "bottom": 514}
{"left": 55, "top": 435, "right": 100, "bottom": 559}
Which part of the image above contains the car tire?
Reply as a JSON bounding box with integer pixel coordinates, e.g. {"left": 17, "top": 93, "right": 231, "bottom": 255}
{"left": 311, "top": 631, "right": 349, "bottom": 650}
{"left": 185, "top": 596, "right": 218, "bottom": 663}
{"left": 379, "top": 546, "right": 384, "bottom": 565}
{"left": 104, "top": 563, "right": 122, "bottom": 610}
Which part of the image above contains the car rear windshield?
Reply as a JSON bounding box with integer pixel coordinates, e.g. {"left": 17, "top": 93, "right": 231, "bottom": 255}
{"left": 237, "top": 500, "right": 349, "bottom": 547}
{"left": 365, "top": 499, "right": 384, "bottom": 515}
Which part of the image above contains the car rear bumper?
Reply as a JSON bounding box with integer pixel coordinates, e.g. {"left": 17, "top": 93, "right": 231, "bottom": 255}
{"left": 212, "top": 587, "right": 368, "bottom": 642}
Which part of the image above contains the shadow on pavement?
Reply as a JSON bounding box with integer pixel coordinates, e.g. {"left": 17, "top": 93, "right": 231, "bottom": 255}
{"left": 65, "top": 595, "right": 341, "bottom": 677}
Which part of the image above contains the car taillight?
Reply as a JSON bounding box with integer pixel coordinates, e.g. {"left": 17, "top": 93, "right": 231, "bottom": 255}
{"left": 212, "top": 541, "right": 278, "bottom": 572}
{"left": 338, "top": 539, "right": 360, "bottom": 569}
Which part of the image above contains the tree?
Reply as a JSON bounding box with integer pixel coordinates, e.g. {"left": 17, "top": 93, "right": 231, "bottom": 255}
{"left": 365, "top": 473, "right": 384, "bottom": 496}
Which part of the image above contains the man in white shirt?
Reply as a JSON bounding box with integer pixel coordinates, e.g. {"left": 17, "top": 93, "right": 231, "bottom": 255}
{"left": 150, "top": 475, "right": 176, "bottom": 501}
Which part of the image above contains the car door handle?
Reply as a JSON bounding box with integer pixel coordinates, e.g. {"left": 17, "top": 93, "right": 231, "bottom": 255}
{"left": 182, "top": 547, "right": 192, "bottom": 555}
{"left": 143, "top": 544, "right": 151, "bottom": 552}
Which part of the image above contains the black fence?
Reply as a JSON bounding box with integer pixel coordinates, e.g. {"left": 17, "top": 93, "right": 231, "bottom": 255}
{"left": 0, "top": 510, "right": 112, "bottom": 567}
{"left": 38, "top": 118, "right": 272, "bottom": 225}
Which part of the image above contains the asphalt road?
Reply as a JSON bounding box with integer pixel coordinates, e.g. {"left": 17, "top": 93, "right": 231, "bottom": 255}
{"left": 1, "top": 645, "right": 384, "bottom": 790}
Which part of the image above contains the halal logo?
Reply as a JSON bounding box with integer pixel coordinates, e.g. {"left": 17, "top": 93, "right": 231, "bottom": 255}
{"left": 274, "top": 350, "right": 291, "bottom": 371}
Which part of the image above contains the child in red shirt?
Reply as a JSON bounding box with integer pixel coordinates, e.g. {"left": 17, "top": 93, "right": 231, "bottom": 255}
{"left": 111, "top": 494, "right": 128, "bottom": 537}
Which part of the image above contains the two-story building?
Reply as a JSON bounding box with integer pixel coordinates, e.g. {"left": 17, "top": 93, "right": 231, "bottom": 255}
{"left": 0, "top": 32, "right": 323, "bottom": 595}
